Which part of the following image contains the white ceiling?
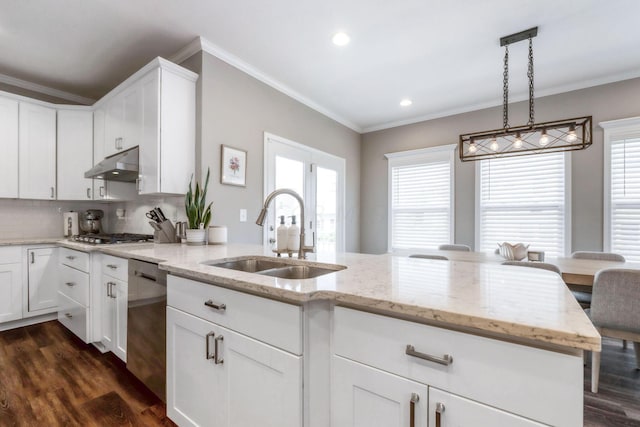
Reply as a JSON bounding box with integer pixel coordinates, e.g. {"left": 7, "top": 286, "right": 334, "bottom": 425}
{"left": 2, "top": 0, "right": 640, "bottom": 132}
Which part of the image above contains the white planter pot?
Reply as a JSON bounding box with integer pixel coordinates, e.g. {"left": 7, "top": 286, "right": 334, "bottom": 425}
{"left": 208, "top": 226, "right": 228, "bottom": 245}
{"left": 185, "top": 228, "right": 206, "bottom": 245}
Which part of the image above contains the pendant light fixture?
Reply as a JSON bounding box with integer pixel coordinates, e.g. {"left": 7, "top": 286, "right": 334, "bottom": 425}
{"left": 459, "top": 27, "right": 592, "bottom": 162}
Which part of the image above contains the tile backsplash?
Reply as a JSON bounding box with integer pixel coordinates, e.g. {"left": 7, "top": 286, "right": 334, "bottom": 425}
{"left": 0, "top": 197, "right": 187, "bottom": 239}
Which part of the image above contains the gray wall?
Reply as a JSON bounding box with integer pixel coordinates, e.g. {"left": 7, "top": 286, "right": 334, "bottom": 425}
{"left": 193, "top": 51, "right": 362, "bottom": 251}
{"left": 360, "top": 77, "right": 640, "bottom": 254}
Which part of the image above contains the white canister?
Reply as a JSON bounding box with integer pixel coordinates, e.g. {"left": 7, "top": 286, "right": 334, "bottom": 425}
{"left": 208, "top": 226, "right": 228, "bottom": 245}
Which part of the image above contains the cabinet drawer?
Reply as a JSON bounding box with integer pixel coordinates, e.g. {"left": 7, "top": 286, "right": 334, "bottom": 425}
{"left": 101, "top": 254, "right": 128, "bottom": 281}
{"left": 59, "top": 264, "right": 89, "bottom": 306}
{"left": 0, "top": 246, "right": 22, "bottom": 264}
{"left": 333, "top": 307, "right": 582, "bottom": 427}
{"left": 57, "top": 291, "right": 89, "bottom": 343}
{"left": 168, "top": 275, "right": 302, "bottom": 355}
{"left": 60, "top": 248, "right": 89, "bottom": 272}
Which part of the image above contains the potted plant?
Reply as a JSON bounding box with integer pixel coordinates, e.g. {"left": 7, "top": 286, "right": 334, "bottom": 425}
{"left": 184, "top": 168, "right": 213, "bottom": 245}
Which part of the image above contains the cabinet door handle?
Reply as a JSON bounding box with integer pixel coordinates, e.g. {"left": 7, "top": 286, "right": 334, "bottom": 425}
{"left": 87, "top": 188, "right": 91, "bottom": 199}
{"left": 204, "top": 300, "right": 226, "bottom": 311}
{"left": 106, "top": 264, "right": 118, "bottom": 270}
{"left": 107, "top": 282, "right": 111, "bottom": 297}
{"left": 405, "top": 345, "right": 453, "bottom": 366}
{"left": 66, "top": 255, "right": 76, "bottom": 260}
{"left": 435, "top": 402, "right": 445, "bottom": 427}
{"left": 50, "top": 187, "right": 55, "bottom": 198}
{"left": 110, "top": 282, "right": 117, "bottom": 298}
{"left": 205, "top": 331, "right": 215, "bottom": 360}
{"left": 65, "top": 282, "right": 75, "bottom": 287}
{"left": 100, "top": 186, "right": 105, "bottom": 198}
{"left": 65, "top": 313, "right": 73, "bottom": 319}
{"left": 214, "top": 335, "right": 224, "bottom": 365}
{"left": 409, "top": 393, "right": 419, "bottom": 427}
{"left": 30, "top": 252, "right": 35, "bottom": 264}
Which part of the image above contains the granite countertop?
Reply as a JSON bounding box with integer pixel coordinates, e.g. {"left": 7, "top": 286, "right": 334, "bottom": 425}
{"left": 65, "top": 242, "right": 600, "bottom": 352}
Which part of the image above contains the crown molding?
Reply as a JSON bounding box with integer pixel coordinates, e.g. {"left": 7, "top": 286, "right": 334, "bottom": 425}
{"left": 0, "top": 72, "right": 95, "bottom": 105}
{"left": 170, "top": 36, "right": 362, "bottom": 133}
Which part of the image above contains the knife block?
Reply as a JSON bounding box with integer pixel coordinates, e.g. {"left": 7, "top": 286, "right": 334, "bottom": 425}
{"left": 154, "top": 220, "right": 178, "bottom": 243}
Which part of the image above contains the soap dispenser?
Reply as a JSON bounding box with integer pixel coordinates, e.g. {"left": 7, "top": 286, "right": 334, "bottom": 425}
{"left": 276, "top": 215, "right": 288, "bottom": 251}
{"left": 287, "top": 215, "right": 300, "bottom": 252}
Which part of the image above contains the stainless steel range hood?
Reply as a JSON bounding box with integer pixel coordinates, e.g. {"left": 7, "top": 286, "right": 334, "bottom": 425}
{"left": 85, "top": 146, "right": 139, "bottom": 182}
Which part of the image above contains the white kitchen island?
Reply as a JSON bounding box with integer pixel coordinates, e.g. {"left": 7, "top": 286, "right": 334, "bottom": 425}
{"left": 59, "top": 242, "right": 600, "bottom": 427}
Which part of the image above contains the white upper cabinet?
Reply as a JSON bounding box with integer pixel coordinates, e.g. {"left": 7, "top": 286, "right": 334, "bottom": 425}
{"left": 0, "top": 97, "right": 19, "bottom": 198}
{"left": 19, "top": 102, "right": 56, "bottom": 200}
{"left": 104, "top": 83, "right": 142, "bottom": 157}
{"left": 138, "top": 60, "right": 196, "bottom": 195}
{"left": 57, "top": 109, "right": 94, "bottom": 200}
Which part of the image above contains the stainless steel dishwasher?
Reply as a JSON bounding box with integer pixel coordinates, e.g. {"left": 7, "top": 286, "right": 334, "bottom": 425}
{"left": 127, "top": 259, "right": 167, "bottom": 402}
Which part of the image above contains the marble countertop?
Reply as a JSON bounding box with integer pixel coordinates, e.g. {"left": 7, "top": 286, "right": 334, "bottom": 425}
{"left": 0, "top": 237, "right": 63, "bottom": 246}
{"left": 58, "top": 241, "right": 600, "bottom": 352}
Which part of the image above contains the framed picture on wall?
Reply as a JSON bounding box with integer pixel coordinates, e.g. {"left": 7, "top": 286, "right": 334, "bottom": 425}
{"left": 220, "top": 145, "right": 247, "bottom": 187}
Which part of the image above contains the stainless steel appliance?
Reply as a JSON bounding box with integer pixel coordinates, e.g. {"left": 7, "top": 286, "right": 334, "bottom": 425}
{"left": 71, "top": 233, "right": 153, "bottom": 244}
{"left": 84, "top": 146, "right": 139, "bottom": 182}
{"left": 79, "top": 209, "right": 104, "bottom": 234}
{"left": 127, "top": 259, "right": 167, "bottom": 401}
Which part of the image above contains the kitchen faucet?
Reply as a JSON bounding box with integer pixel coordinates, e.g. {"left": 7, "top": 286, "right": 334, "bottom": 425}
{"left": 256, "top": 189, "right": 315, "bottom": 259}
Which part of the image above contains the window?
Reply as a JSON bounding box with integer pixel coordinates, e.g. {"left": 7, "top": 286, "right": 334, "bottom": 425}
{"left": 386, "top": 145, "right": 455, "bottom": 252}
{"left": 476, "top": 152, "right": 570, "bottom": 257}
{"left": 603, "top": 117, "right": 640, "bottom": 261}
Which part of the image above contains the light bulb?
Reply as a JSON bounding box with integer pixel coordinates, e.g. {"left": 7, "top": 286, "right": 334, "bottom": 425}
{"left": 567, "top": 125, "right": 577, "bottom": 142}
{"left": 468, "top": 143, "right": 477, "bottom": 153}
{"left": 513, "top": 133, "right": 522, "bottom": 149}
{"left": 332, "top": 32, "right": 350, "bottom": 46}
{"left": 539, "top": 130, "right": 549, "bottom": 146}
{"left": 490, "top": 138, "right": 499, "bottom": 151}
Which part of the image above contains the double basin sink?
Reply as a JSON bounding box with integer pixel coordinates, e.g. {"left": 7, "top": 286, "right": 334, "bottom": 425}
{"left": 201, "top": 256, "right": 346, "bottom": 279}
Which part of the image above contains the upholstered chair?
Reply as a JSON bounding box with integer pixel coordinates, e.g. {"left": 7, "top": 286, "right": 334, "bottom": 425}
{"left": 438, "top": 244, "right": 472, "bottom": 252}
{"left": 409, "top": 254, "right": 449, "bottom": 261}
{"left": 588, "top": 268, "right": 640, "bottom": 393}
{"left": 570, "top": 251, "right": 626, "bottom": 310}
{"left": 501, "top": 261, "right": 562, "bottom": 275}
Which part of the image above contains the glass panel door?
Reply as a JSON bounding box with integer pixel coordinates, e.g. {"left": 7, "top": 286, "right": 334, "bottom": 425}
{"left": 264, "top": 133, "right": 345, "bottom": 253}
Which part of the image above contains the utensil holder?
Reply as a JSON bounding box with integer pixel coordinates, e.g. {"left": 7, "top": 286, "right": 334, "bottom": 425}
{"left": 154, "top": 220, "right": 178, "bottom": 243}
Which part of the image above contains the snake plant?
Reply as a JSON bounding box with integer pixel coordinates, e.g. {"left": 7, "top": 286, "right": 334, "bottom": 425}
{"left": 185, "top": 168, "right": 212, "bottom": 229}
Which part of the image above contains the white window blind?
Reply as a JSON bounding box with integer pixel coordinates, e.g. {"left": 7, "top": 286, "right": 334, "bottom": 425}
{"left": 477, "top": 152, "right": 568, "bottom": 257}
{"left": 387, "top": 146, "right": 454, "bottom": 251}
{"left": 609, "top": 137, "right": 640, "bottom": 261}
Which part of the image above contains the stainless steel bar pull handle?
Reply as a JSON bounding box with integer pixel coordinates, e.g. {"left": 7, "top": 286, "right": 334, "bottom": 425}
{"left": 435, "top": 402, "right": 445, "bottom": 427}
{"left": 66, "top": 256, "right": 76, "bottom": 260}
{"left": 65, "top": 282, "right": 75, "bottom": 287}
{"left": 106, "top": 264, "right": 117, "bottom": 270}
{"left": 135, "top": 271, "right": 157, "bottom": 282}
{"left": 87, "top": 188, "right": 91, "bottom": 199}
{"left": 50, "top": 187, "right": 54, "bottom": 198}
{"left": 214, "top": 335, "right": 224, "bottom": 364}
{"left": 100, "top": 186, "right": 105, "bottom": 198}
{"left": 405, "top": 345, "right": 453, "bottom": 366}
{"left": 204, "top": 300, "right": 226, "bottom": 311}
{"left": 65, "top": 313, "right": 73, "bottom": 319}
{"left": 30, "top": 252, "right": 35, "bottom": 264}
{"left": 110, "top": 282, "right": 116, "bottom": 298}
{"left": 409, "top": 393, "right": 419, "bottom": 427}
{"left": 205, "top": 331, "right": 215, "bottom": 360}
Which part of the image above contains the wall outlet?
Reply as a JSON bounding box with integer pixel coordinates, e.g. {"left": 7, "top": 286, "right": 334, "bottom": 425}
{"left": 240, "top": 209, "right": 247, "bottom": 222}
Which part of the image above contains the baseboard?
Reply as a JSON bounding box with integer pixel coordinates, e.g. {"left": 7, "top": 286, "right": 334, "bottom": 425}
{"left": 0, "top": 313, "right": 58, "bottom": 331}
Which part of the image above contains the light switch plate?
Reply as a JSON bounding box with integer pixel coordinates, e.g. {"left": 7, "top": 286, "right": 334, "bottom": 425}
{"left": 240, "top": 209, "right": 247, "bottom": 222}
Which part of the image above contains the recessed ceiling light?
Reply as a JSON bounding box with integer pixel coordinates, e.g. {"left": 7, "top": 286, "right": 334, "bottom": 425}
{"left": 400, "top": 99, "right": 413, "bottom": 107}
{"left": 332, "top": 32, "right": 350, "bottom": 46}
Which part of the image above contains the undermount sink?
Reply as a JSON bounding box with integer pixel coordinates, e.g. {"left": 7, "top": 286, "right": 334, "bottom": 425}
{"left": 201, "top": 256, "right": 346, "bottom": 279}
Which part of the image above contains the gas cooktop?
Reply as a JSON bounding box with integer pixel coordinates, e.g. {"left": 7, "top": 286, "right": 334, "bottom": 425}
{"left": 71, "top": 233, "right": 154, "bottom": 245}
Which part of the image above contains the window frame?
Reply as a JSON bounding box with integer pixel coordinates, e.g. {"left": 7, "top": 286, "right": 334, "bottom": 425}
{"left": 385, "top": 144, "right": 456, "bottom": 253}
{"left": 602, "top": 116, "right": 640, "bottom": 254}
{"left": 474, "top": 152, "right": 572, "bottom": 257}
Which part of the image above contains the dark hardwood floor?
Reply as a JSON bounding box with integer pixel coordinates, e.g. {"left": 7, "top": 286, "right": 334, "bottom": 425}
{"left": 584, "top": 337, "right": 640, "bottom": 426}
{"left": 0, "top": 321, "right": 175, "bottom": 427}
{"left": 1, "top": 322, "right": 639, "bottom": 426}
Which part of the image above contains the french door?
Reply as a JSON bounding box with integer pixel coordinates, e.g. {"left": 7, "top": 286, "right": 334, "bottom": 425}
{"left": 264, "top": 133, "right": 345, "bottom": 253}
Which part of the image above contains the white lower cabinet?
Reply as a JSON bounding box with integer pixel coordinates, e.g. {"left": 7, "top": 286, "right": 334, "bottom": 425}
{"left": 166, "top": 275, "right": 303, "bottom": 427}
{"left": 167, "top": 307, "right": 302, "bottom": 427}
{"left": 26, "top": 247, "right": 58, "bottom": 316}
{"left": 332, "top": 355, "right": 428, "bottom": 427}
{"left": 0, "top": 252, "right": 22, "bottom": 323}
{"left": 101, "top": 274, "right": 128, "bottom": 361}
{"left": 427, "top": 388, "right": 544, "bottom": 427}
